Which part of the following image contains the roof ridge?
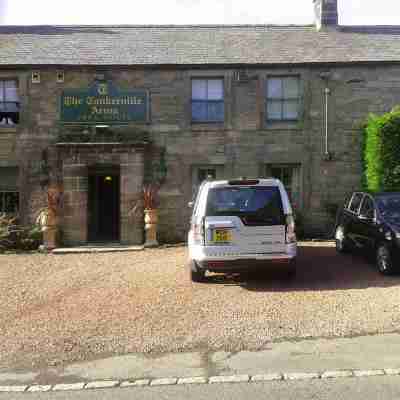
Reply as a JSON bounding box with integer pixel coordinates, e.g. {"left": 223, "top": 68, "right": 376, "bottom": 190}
{"left": 0, "top": 23, "right": 316, "bottom": 29}
{"left": 341, "top": 24, "right": 400, "bottom": 28}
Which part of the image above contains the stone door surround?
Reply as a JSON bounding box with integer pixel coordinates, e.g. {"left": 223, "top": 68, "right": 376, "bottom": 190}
{"left": 57, "top": 143, "right": 145, "bottom": 246}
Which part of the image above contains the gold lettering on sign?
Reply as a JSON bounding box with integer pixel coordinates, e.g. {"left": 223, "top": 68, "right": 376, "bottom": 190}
{"left": 64, "top": 96, "right": 83, "bottom": 106}
{"left": 90, "top": 106, "right": 119, "bottom": 115}
{"left": 86, "top": 96, "right": 144, "bottom": 106}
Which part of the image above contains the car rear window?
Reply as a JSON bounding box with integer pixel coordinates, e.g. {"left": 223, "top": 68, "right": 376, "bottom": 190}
{"left": 348, "top": 193, "right": 363, "bottom": 214}
{"left": 205, "top": 186, "right": 285, "bottom": 225}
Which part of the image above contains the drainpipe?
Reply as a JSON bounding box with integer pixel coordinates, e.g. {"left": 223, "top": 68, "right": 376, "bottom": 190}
{"left": 319, "top": 71, "right": 333, "bottom": 161}
{"left": 324, "top": 87, "right": 331, "bottom": 158}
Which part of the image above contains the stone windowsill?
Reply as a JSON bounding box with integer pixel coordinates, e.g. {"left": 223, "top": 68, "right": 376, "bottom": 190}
{"left": 264, "top": 121, "right": 303, "bottom": 131}
{"left": 0, "top": 127, "right": 18, "bottom": 134}
{"left": 191, "top": 122, "right": 227, "bottom": 132}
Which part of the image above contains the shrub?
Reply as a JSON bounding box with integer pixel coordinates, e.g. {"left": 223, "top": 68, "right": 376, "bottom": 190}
{"left": 363, "top": 107, "right": 400, "bottom": 192}
{"left": 0, "top": 214, "right": 42, "bottom": 252}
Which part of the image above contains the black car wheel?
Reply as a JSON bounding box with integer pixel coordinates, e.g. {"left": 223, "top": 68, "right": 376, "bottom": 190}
{"left": 335, "top": 226, "right": 351, "bottom": 253}
{"left": 189, "top": 260, "right": 206, "bottom": 283}
{"left": 376, "top": 243, "right": 396, "bottom": 275}
{"left": 286, "top": 259, "right": 297, "bottom": 280}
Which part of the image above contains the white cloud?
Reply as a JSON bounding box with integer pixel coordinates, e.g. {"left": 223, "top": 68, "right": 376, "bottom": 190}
{"left": 0, "top": 0, "right": 8, "bottom": 24}
{"left": 1, "top": 0, "right": 400, "bottom": 25}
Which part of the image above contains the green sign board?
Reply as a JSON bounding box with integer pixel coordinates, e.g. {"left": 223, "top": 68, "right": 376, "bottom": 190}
{"left": 60, "top": 81, "right": 148, "bottom": 124}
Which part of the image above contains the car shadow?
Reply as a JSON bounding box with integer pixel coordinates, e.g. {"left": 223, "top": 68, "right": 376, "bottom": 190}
{"left": 205, "top": 245, "right": 400, "bottom": 292}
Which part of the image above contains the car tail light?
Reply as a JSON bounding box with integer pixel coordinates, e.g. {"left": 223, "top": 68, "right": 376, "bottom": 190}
{"left": 192, "top": 217, "right": 205, "bottom": 245}
{"left": 285, "top": 214, "right": 297, "bottom": 244}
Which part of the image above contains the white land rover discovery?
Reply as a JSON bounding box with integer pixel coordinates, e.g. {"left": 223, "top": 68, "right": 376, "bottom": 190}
{"left": 188, "top": 178, "right": 297, "bottom": 282}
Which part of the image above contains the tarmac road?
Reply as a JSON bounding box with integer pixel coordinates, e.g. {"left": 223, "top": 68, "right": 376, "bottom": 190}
{"left": 1, "top": 375, "right": 400, "bottom": 400}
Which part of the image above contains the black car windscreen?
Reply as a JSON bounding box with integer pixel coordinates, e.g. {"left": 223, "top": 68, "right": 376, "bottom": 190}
{"left": 205, "top": 186, "right": 285, "bottom": 226}
{"left": 376, "top": 195, "right": 400, "bottom": 220}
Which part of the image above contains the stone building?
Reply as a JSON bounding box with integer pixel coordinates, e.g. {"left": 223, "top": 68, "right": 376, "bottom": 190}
{"left": 1, "top": 0, "right": 400, "bottom": 245}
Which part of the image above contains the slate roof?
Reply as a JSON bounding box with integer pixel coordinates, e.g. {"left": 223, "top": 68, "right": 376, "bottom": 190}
{"left": 0, "top": 24, "right": 400, "bottom": 66}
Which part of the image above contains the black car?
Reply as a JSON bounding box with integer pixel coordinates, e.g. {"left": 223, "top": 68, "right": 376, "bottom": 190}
{"left": 335, "top": 192, "right": 400, "bottom": 275}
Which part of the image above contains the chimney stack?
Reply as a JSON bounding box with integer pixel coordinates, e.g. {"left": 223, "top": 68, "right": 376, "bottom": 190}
{"left": 313, "top": 0, "right": 338, "bottom": 31}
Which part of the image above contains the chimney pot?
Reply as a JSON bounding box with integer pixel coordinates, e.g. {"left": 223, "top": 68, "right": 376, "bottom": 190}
{"left": 314, "top": 0, "right": 338, "bottom": 31}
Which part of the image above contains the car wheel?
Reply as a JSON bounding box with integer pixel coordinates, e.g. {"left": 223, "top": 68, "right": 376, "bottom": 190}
{"left": 335, "top": 226, "right": 351, "bottom": 253}
{"left": 376, "top": 243, "right": 396, "bottom": 275}
{"left": 189, "top": 260, "right": 206, "bottom": 283}
{"left": 286, "top": 259, "right": 297, "bottom": 280}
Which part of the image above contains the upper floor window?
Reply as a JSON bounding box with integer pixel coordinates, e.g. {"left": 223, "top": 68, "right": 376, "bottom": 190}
{"left": 266, "top": 76, "right": 300, "bottom": 122}
{"left": 191, "top": 79, "right": 224, "bottom": 123}
{"left": 0, "top": 80, "right": 19, "bottom": 126}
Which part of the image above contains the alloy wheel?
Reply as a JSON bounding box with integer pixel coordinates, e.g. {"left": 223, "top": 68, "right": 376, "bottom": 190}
{"left": 377, "top": 244, "right": 392, "bottom": 274}
{"left": 335, "top": 226, "right": 345, "bottom": 252}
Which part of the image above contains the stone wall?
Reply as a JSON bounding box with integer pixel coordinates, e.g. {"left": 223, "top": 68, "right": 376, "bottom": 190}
{"left": 0, "top": 64, "right": 399, "bottom": 243}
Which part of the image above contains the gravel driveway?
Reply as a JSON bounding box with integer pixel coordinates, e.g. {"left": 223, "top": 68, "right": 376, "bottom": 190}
{"left": 1, "top": 243, "right": 400, "bottom": 371}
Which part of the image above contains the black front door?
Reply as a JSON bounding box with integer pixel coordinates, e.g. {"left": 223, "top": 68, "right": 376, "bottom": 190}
{"left": 88, "top": 167, "right": 120, "bottom": 242}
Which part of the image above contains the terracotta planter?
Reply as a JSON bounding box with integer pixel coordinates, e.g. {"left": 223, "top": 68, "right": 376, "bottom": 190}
{"left": 144, "top": 208, "right": 158, "bottom": 247}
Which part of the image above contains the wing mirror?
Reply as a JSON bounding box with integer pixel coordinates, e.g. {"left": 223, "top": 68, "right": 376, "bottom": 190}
{"left": 188, "top": 201, "right": 194, "bottom": 208}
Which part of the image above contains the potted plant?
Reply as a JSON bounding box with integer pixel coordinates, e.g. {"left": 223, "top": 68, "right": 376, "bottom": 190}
{"left": 36, "top": 185, "right": 63, "bottom": 250}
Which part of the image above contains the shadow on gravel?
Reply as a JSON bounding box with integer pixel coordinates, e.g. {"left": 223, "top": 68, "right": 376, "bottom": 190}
{"left": 205, "top": 245, "right": 400, "bottom": 292}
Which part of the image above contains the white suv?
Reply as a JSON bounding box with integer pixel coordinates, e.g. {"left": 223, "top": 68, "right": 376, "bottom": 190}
{"left": 188, "top": 178, "right": 297, "bottom": 282}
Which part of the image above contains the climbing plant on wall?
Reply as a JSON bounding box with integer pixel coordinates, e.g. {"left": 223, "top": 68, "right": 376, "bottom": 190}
{"left": 362, "top": 107, "right": 400, "bottom": 192}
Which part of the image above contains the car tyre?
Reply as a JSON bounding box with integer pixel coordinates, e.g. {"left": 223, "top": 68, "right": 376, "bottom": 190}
{"left": 189, "top": 260, "right": 206, "bottom": 283}
{"left": 286, "top": 259, "right": 297, "bottom": 280}
{"left": 335, "top": 226, "right": 351, "bottom": 253}
{"left": 376, "top": 243, "right": 396, "bottom": 275}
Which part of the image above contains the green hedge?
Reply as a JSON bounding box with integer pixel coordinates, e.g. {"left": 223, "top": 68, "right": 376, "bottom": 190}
{"left": 362, "top": 107, "right": 400, "bottom": 192}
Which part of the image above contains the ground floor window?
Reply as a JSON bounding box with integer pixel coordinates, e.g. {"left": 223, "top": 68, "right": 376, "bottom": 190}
{"left": 265, "top": 164, "right": 301, "bottom": 208}
{"left": 0, "top": 191, "right": 19, "bottom": 213}
{"left": 0, "top": 167, "right": 19, "bottom": 214}
{"left": 191, "top": 165, "right": 224, "bottom": 200}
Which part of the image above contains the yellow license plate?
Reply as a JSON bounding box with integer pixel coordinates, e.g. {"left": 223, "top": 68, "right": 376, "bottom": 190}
{"left": 213, "top": 229, "right": 232, "bottom": 243}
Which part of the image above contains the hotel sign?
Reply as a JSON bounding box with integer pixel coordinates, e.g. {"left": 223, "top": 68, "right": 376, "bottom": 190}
{"left": 60, "top": 81, "right": 149, "bottom": 124}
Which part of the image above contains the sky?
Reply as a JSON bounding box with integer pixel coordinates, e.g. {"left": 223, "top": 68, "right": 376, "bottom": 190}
{"left": 0, "top": 0, "right": 399, "bottom": 25}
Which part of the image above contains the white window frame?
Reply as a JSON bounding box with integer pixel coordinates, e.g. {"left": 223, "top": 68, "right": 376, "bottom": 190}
{"left": 265, "top": 76, "right": 301, "bottom": 122}
{"left": 266, "top": 164, "right": 302, "bottom": 208}
{"left": 191, "top": 78, "right": 224, "bottom": 123}
{"left": 191, "top": 165, "right": 224, "bottom": 200}
{"left": 0, "top": 79, "right": 20, "bottom": 126}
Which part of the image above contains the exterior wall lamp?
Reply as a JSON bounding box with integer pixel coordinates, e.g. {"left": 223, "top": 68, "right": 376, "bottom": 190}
{"left": 39, "top": 148, "right": 50, "bottom": 189}
{"left": 152, "top": 149, "right": 167, "bottom": 185}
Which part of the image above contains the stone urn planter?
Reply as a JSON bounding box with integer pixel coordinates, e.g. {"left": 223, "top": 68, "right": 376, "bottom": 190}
{"left": 144, "top": 208, "right": 159, "bottom": 248}
{"left": 36, "top": 186, "right": 62, "bottom": 251}
{"left": 132, "top": 184, "right": 159, "bottom": 248}
{"left": 38, "top": 209, "right": 58, "bottom": 251}
{"left": 130, "top": 184, "right": 160, "bottom": 248}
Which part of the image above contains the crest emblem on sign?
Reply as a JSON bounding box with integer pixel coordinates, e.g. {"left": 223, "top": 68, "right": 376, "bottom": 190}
{"left": 97, "top": 83, "right": 108, "bottom": 96}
